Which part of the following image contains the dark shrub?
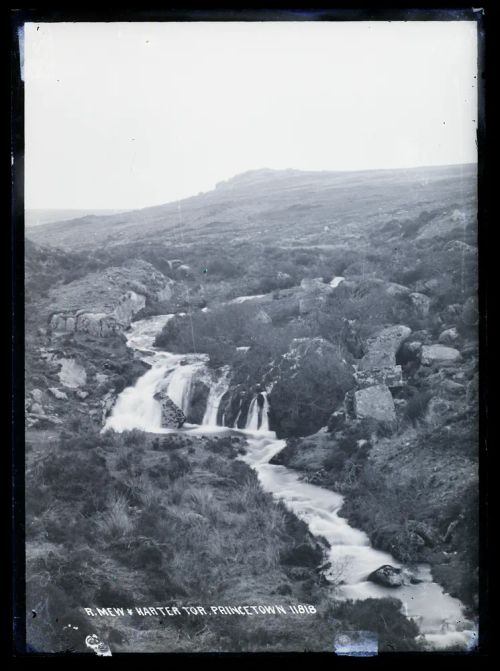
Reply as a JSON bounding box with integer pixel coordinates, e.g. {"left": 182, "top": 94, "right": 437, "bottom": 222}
{"left": 405, "top": 390, "right": 433, "bottom": 424}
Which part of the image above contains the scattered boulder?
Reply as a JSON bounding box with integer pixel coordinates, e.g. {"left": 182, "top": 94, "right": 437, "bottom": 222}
{"left": 409, "top": 292, "right": 431, "bottom": 318}
{"left": 367, "top": 564, "right": 420, "bottom": 588}
{"left": 438, "top": 327, "right": 460, "bottom": 345}
{"left": 31, "top": 389, "right": 43, "bottom": 404}
{"left": 57, "top": 358, "right": 87, "bottom": 388}
{"left": 421, "top": 345, "right": 462, "bottom": 366}
{"left": 353, "top": 385, "right": 396, "bottom": 423}
{"left": 76, "top": 390, "right": 89, "bottom": 400}
{"left": 153, "top": 392, "right": 186, "bottom": 428}
{"left": 385, "top": 283, "right": 411, "bottom": 297}
{"left": 48, "top": 387, "right": 68, "bottom": 400}
{"left": 30, "top": 402, "right": 44, "bottom": 415}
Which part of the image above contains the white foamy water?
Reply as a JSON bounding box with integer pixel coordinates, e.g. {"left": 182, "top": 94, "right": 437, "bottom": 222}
{"left": 202, "top": 367, "right": 231, "bottom": 426}
{"left": 241, "top": 435, "right": 478, "bottom": 651}
{"left": 104, "top": 315, "right": 208, "bottom": 433}
{"left": 245, "top": 392, "right": 271, "bottom": 432}
{"left": 330, "top": 276, "right": 345, "bottom": 288}
{"left": 229, "top": 294, "right": 266, "bottom": 304}
{"left": 104, "top": 314, "right": 478, "bottom": 651}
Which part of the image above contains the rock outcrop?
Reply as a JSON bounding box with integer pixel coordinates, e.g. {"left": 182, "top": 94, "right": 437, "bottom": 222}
{"left": 352, "top": 384, "right": 396, "bottom": 423}
{"left": 153, "top": 391, "right": 186, "bottom": 428}
{"left": 47, "top": 260, "right": 176, "bottom": 338}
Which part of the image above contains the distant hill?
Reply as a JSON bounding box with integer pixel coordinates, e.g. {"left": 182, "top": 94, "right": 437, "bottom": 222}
{"left": 25, "top": 208, "right": 127, "bottom": 228}
{"left": 26, "top": 164, "right": 477, "bottom": 252}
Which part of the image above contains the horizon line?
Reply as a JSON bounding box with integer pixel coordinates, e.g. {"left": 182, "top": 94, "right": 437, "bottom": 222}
{"left": 25, "top": 160, "right": 477, "bottom": 215}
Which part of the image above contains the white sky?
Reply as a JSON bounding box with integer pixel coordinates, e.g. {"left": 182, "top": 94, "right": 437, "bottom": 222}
{"left": 23, "top": 21, "right": 478, "bottom": 210}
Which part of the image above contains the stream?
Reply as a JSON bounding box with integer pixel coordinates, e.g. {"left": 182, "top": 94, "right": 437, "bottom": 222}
{"left": 104, "top": 313, "right": 478, "bottom": 651}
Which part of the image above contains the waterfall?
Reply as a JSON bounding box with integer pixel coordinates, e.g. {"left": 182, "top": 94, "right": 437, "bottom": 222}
{"left": 202, "top": 367, "right": 231, "bottom": 426}
{"left": 245, "top": 392, "right": 270, "bottom": 432}
{"left": 105, "top": 358, "right": 176, "bottom": 432}
{"left": 104, "top": 314, "right": 208, "bottom": 433}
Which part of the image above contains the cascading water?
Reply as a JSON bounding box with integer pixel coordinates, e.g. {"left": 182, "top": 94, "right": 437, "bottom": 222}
{"left": 104, "top": 315, "right": 208, "bottom": 433}
{"left": 241, "top": 435, "right": 478, "bottom": 652}
{"left": 245, "top": 392, "right": 270, "bottom": 432}
{"left": 104, "top": 313, "right": 478, "bottom": 651}
{"left": 202, "top": 367, "right": 231, "bottom": 426}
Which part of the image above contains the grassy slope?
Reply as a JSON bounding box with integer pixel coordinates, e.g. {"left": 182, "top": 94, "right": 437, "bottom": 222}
{"left": 25, "top": 426, "right": 419, "bottom": 652}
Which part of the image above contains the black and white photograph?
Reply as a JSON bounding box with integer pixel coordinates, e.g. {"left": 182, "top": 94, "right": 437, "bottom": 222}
{"left": 14, "top": 11, "right": 483, "bottom": 655}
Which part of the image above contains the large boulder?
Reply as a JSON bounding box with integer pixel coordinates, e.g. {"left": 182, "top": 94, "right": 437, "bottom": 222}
{"left": 359, "top": 325, "right": 411, "bottom": 371}
{"left": 421, "top": 344, "right": 462, "bottom": 366}
{"left": 353, "top": 385, "right": 396, "bottom": 423}
{"left": 268, "top": 337, "right": 355, "bottom": 437}
{"left": 367, "top": 565, "right": 420, "bottom": 588}
{"left": 153, "top": 391, "right": 186, "bottom": 428}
